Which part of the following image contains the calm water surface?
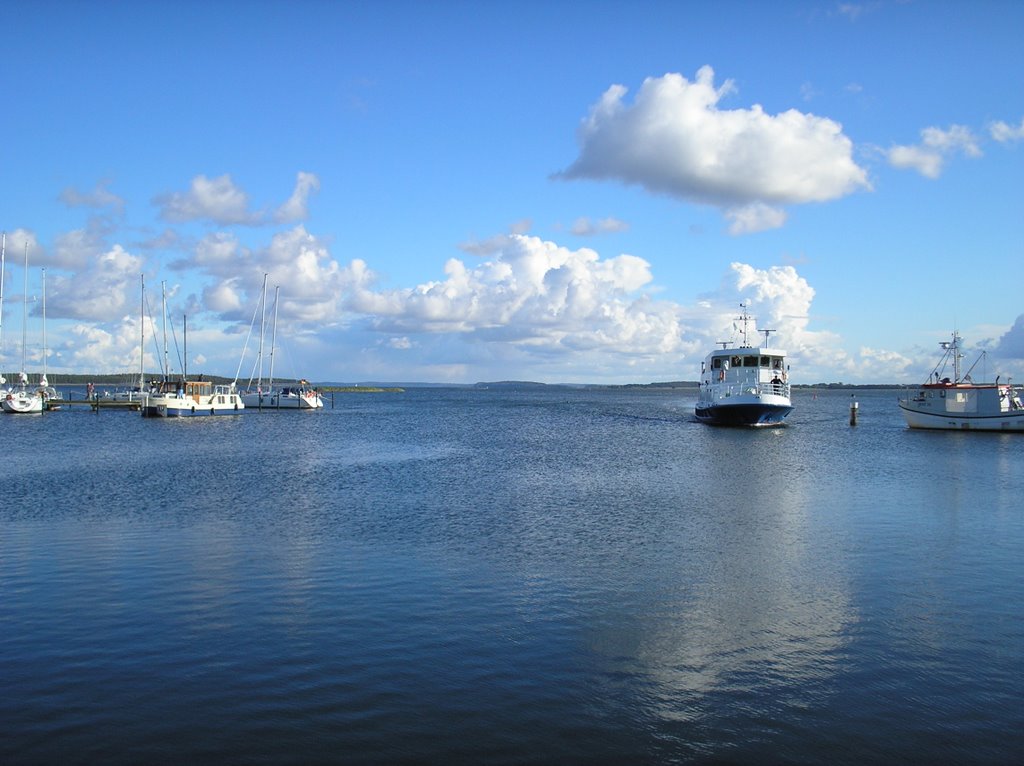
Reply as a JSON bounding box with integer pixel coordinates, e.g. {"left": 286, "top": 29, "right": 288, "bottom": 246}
{"left": 2, "top": 387, "right": 1022, "bottom": 764}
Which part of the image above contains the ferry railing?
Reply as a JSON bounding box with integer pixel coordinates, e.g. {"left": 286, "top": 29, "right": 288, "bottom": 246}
{"left": 712, "top": 381, "right": 790, "bottom": 399}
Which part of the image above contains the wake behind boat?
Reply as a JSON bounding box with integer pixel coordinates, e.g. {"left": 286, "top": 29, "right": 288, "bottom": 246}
{"left": 898, "top": 331, "right": 1024, "bottom": 431}
{"left": 695, "top": 306, "right": 793, "bottom": 427}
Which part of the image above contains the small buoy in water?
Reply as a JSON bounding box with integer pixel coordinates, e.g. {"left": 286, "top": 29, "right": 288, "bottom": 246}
{"left": 850, "top": 396, "right": 859, "bottom": 426}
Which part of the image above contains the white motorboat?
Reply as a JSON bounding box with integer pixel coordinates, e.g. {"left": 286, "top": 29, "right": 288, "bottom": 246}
{"left": 898, "top": 331, "right": 1024, "bottom": 431}
{"left": 695, "top": 305, "right": 793, "bottom": 427}
{"left": 141, "top": 378, "right": 244, "bottom": 418}
{"left": 136, "top": 276, "right": 244, "bottom": 418}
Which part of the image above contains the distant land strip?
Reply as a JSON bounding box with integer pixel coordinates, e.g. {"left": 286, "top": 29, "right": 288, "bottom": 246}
{"left": 15, "top": 373, "right": 905, "bottom": 390}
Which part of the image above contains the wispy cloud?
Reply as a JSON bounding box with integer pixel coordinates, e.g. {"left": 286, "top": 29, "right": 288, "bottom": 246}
{"left": 59, "top": 180, "right": 125, "bottom": 215}
{"left": 273, "top": 172, "right": 321, "bottom": 223}
{"left": 887, "top": 125, "right": 982, "bottom": 178}
{"left": 570, "top": 216, "right": 629, "bottom": 236}
{"left": 990, "top": 117, "right": 1024, "bottom": 143}
{"left": 153, "top": 172, "right": 321, "bottom": 226}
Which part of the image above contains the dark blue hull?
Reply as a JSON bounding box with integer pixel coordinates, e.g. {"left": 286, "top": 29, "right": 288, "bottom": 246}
{"left": 694, "top": 402, "right": 793, "bottom": 427}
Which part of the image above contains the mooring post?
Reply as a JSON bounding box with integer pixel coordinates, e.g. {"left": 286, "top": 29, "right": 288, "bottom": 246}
{"left": 850, "top": 395, "right": 859, "bottom": 426}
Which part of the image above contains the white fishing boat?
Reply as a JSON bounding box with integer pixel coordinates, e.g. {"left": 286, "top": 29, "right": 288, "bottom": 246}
{"left": 695, "top": 305, "right": 793, "bottom": 427}
{"left": 898, "top": 331, "right": 1024, "bottom": 431}
{"left": 237, "top": 278, "right": 323, "bottom": 410}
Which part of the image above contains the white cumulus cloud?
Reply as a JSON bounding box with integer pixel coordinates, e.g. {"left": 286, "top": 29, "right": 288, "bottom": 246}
{"left": 349, "top": 234, "right": 684, "bottom": 358}
{"left": 155, "top": 172, "right": 322, "bottom": 226}
{"left": 557, "top": 67, "right": 869, "bottom": 233}
{"left": 155, "top": 174, "right": 259, "bottom": 225}
{"left": 994, "top": 315, "right": 1024, "bottom": 358}
{"left": 46, "top": 244, "right": 145, "bottom": 321}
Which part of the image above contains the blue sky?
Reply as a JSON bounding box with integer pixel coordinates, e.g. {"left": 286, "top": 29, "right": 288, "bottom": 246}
{"left": 2, "top": 0, "right": 1022, "bottom": 385}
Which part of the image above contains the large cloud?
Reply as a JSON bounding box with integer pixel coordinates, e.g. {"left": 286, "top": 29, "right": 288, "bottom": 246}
{"left": 557, "top": 67, "right": 870, "bottom": 233}
{"left": 188, "top": 226, "right": 351, "bottom": 326}
{"left": 44, "top": 244, "right": 145, "bottom": 321}
{"left": 347, "top": 234, "right": 685, "bottom": 358}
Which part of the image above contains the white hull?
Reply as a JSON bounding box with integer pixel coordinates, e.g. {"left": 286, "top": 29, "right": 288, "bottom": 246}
{"left": 141, "top": 382, "right": 244, "bottom": 418}
{"left": 241, "top": 388, "right": 323, "bottom": 410}
{"left": 2, "top": 389, "right": 44, "bottom": 413}
{"left": 695, "top": 388, "right": 793, "bottom": 426}
{"left": 898, "top": 393, "right": 1024, "bottom": 432}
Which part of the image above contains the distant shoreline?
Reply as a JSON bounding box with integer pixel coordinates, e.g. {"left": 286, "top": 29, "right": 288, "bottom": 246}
{"left": 35, "top": 374, "right": 909, "bottom": 390}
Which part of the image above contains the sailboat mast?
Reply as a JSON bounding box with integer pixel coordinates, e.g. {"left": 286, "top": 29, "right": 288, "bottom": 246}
{"left": 41, "top": 268, "right": 47, "bottom": 385}
{"left": 21, "top": 242, "right": 28, "bottom": 378}
{"left": 140, "top": 275, "right": 145, "bottom": 389}
{"left": 183, "top": 314, "right": 187, "bottom": 380}
{"left": 257, "top": 274, "right": 267, "bottom": 387}
{"left": 268, "top": 286, "right": 280, "bottom": 388}
{"left": 0, "top": 232, "right": 5, "bottom": 359}
{"left": 161, "top": 281, "right": 169, "bottom": 382}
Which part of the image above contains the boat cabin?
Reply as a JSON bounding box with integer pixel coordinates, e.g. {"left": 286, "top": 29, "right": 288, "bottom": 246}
{"left": 703, "top": 351, "right": 787, "bottom": 379}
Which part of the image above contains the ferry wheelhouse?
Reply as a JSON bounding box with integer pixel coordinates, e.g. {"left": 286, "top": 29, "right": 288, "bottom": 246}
{"left": 696, "top": 308, "right": 793, "bottom": 427}
{"left": 898, "top": 331, "right": 1024, "bottom": 431}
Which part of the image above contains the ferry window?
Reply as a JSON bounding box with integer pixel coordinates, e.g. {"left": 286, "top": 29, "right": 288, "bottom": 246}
{"left": 743, "top": 356, "right": 758, "bottom": 367}
{"left": 712, "top": 358, "right": 722, "bottom": 369}
{"left": 760, "top": 356, "right": 769, "bottom": 367}
{"left": 772, "top": 358, "right": 782, "bottom": 369}
{"left": 731, "top": 356, "right": 742, "bottom": 367}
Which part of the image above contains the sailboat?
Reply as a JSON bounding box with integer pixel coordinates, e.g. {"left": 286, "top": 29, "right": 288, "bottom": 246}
{"left": 2, "top": 243, "right": 44, "bottom": 414}
{"left": 140, "top": 280, "right": 244, "bottom": 418}
{"left": 237, "top": 277, "right": 323, "bottom": 410}
{"left": 37, "top": 268, "right": 63, "bottom": 409}
{"left": 0, "top": 232, "right": 8, "bottom": 396}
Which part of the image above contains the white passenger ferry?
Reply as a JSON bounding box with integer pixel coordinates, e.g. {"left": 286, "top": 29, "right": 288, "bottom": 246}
{"left": 898, "top": 331, "right": 1024, "bottom": 431}
{"left": 695, "top": 306, "right": 793, "bottom": 427}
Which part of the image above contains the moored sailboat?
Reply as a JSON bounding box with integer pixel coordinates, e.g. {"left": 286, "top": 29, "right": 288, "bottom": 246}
{"left": 2, "top": 243, "right": 44, "bottom": 414}
{"left": 237, "top": 278, "right": 323, "bottom": 410}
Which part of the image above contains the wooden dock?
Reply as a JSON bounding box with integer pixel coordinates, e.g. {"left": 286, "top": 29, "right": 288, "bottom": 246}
{"left": 51, "top": 397, "right": 141, "bottom": 411}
